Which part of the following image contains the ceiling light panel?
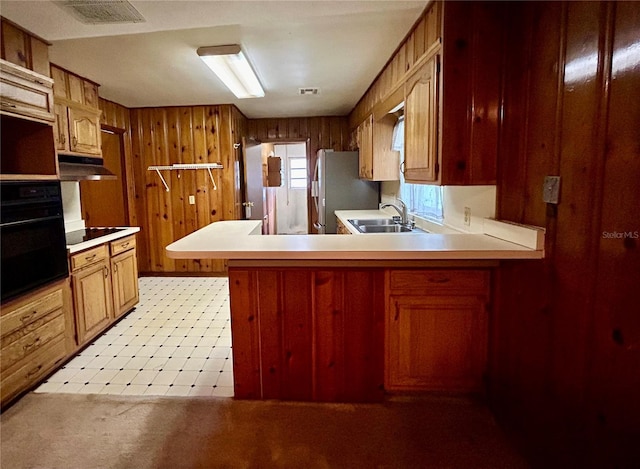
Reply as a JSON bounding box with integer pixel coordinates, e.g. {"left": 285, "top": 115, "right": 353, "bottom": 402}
{"left": 197, "top": 45, "right": 264, "bottom": 99}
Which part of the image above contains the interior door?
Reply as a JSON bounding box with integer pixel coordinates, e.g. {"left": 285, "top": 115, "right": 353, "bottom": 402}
{"left": 242, "top": 139, "right": 265, "bottom": 224}
{"left": 80, "top": 130, "right": 127, "bottom": 227}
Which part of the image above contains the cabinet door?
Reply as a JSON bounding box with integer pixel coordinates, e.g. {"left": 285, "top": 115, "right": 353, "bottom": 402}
{"left": 358, "top": 114, "right": 373, "bottom": 179}
{"left": 67, "top": 105, "right": 101, "bottom": 155}
{"left": 72, "top": 261, "right": 113, "bottom": 345}
{"left": 53, "top": 102, "right": 69, "bottom": 151}
{"left": 1, "top": 21, "right": 28, "bottom": 69}
{"left": 111, "top": 248, "right": 139, "bottom": 318}
{"left": 404, "top": 55, "right": 440, "bottom": 183}
{"left": 386, "top": 294, "right": 488, "bottom": 392}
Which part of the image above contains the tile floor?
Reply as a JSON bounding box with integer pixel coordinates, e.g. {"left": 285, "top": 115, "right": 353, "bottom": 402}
{"left": 34, "top": 277, "right": 234, "bottom": 398}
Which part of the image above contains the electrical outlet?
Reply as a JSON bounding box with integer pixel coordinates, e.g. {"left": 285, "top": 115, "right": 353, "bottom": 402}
{"left": 188, "top": 195, "right": 195, "bottom": 205}
{"left": 464, "top": 207, "right": 471, "bottom": 226}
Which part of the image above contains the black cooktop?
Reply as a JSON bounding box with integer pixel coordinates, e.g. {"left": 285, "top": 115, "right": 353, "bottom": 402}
{"left": 66, "top": 227, "right": 126, "bottom": 246}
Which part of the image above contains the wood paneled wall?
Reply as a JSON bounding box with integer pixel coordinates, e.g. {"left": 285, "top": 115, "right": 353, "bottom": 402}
{"left": 246, "top": 116, "right": 350, "bottom": 233}
{"left": 229, "top": 267, "right": 385, "bottom": 402}
{"left": 129, "top": 105, "right": 247, "bottom": 273}
{"left": 491, "top": 2, "right": 640, "bottom": 467}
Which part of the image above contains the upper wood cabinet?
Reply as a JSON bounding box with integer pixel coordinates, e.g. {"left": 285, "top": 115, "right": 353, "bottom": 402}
{"left": 0, "top": 17, "right": 50, "bottom": 77}
{"left": 0, "top": 59, "right": 57, "bottom": 179}
{"left": 406, "top": 2, "right": 503, "bottom": 185}
{"left": 356, "top": 113, "right": 399, "bottom": 181}
{"left": 51, "top": 64, "right": 102, "bottom": 158}
{"left": 350, "top": 1, "right": 504, "bottom": 186}
{"left": 0, "top": 59, "right": 54, "bottom": 124}
{"left": 404, "top": 55, "right": 439, "bottom": 183}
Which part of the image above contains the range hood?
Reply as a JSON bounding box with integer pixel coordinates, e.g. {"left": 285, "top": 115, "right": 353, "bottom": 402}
{"left": 58, "top": 155, "right": 116, "bottom": 181}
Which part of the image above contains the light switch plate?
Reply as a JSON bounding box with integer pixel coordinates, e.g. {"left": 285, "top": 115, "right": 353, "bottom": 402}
{"left": 188, "top": 195, "right": 195, "bottom": 205}
{"left": 543, "top": 176, "right": 561, "bottom": 204}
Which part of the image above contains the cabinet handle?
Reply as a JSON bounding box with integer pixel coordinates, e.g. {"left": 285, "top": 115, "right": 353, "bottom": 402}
{"left": 400, "top": 161, "right": 405, "bottom": 174}
{"left": 428, "top": 277, "right": 450, "bottom": 284}
{"left": 394, "top": 301, "right": 400, "bottom": 321}
{"left": 20, "top": 311, "right": 38, "bottom": 323}
{"left": 17, "top": 51, "right": 26, "bottom": 63}
{"left": 23, "top": 338, "right": 41, "bottom": 352}
{"left": 113, "top": 263, "right": 118, "bottom": 273}
{"left": 72, "top": 136, "right": 78, "bottom": 148}
{"left": 26, "top": 365, "right": 43, "bottom": 378}
{"left": 60, "top": 134, "right": 66, "bottom": 145}
{"left": 121, "top": 242, "right": 129, "bottom": 249}
{"left": 85, "top": 253, "right": 96, "bottom": 262}
{"left": 2, "top": 101, "right": 17, "bottom": 108}
{"left": 103, "top": 266, "right": 109, "bottom": 278}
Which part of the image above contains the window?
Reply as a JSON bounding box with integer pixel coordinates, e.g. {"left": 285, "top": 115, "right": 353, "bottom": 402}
{"left": 393, "top": 116, "right": 444, "bottom": 222}
{"left": 289, "top": 157, "right": 307, "bottom": 189}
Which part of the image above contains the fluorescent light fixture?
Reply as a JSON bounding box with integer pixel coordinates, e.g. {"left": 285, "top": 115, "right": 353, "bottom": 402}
{"left": 197, "top": 44, "right": 264, "bottom": 99}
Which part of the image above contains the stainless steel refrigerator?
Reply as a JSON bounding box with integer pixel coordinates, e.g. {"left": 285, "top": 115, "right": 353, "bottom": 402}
{"left": 311, "top": 150, "right": 380, "bottom": 234}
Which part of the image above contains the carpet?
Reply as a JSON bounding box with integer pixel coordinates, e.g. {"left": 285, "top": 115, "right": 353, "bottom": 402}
{"left": 0, "top": 393, "right": 528, "bottom": 469}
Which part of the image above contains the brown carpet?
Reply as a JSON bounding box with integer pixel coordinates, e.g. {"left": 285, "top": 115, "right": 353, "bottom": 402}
{"left": 0, "top": 393, "right": 528, "bottom": 469}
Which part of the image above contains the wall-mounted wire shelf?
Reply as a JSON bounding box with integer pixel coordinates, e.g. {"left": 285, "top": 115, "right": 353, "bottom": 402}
{"left": 147, "top": 163, "right": 223, "bottom": 192}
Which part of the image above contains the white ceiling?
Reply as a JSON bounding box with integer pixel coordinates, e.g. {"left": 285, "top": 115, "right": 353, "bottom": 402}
{"left": 0, "top": 1, "right": 427, "bottom": 118}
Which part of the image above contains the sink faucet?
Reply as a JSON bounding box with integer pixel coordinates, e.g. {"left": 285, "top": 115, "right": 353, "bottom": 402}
{"left": 381, "top": 198, "right": 410, "bottom": 226}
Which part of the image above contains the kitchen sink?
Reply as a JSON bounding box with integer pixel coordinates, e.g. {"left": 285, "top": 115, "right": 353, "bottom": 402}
{"left": 347, "top": 218, "right": 398, "bottom": 227}
{"left": 357, "top": 225, "right": 413, "bottom": 233}
{"left": 347, "top": 218, "right": 427, "bottom": 234}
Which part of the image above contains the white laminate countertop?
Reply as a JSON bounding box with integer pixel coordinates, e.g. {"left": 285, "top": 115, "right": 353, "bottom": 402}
{"left": 165, "top": 218, "right": 543, "bottom": 261}
{"left": 67, "top": 227, "right": 141, "bottom": 254}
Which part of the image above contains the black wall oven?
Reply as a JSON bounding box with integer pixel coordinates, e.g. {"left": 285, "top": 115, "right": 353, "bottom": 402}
{"left": 1, "top": 181, "right": 69, "bottom": 303}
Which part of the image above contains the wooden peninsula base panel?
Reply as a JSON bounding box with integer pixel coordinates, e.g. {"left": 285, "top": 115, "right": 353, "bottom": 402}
{"left": 228, "top": 263, "right": 491, "bottom": 402}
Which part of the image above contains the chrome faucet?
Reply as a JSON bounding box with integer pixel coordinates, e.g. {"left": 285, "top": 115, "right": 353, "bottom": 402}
{"left": 381, "top": 198, "right": 410, "bottom": 227}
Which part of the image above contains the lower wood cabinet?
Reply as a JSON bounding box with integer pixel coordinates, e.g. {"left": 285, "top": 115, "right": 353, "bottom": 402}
{"left": 111, "top": 240, "right": 139, "bottom": 318}
{"left": 228, "top": 264, "right": 492, "bottom": 402}
{"left": 386, "top": 269, "right": 490, "bottom": 392}
{"left": 336, "top": 217, "right": 352, "bottom": 234}
{"left": 71, "top": 257, "right": 113, "bottom": 346}
{"left": 0, "top": 279, "right": 70, "bottom": 407}
{"left": 70, "top": 234, "right": 138, "bottom": 347}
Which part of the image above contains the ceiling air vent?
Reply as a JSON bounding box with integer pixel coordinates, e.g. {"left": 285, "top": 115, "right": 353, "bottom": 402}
{"left": 298, "top": 88, "right": 319, "bottom": 96}
{"left": 56, "top": 1, "right": 146, "bottom": 24}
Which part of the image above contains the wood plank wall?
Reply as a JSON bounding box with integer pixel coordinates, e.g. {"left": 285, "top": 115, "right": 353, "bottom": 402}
{"left": 491, "top": 2, "right": 640, "bottom": 467}
{"left": 129, "top": 105, "right": 247, "bottom": 274}
{"left": 245, "top": 117, "right": 350, "bottom": 233}
{"left": 229, "top": 267, "right": 385, "bottom": 402}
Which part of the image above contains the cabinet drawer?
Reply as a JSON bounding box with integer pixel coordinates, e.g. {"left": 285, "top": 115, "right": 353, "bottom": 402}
{"left": 70, "top": 244, "right": 107, "bottom": 272}
{"left": 1, "top": 335, "right": 66, "bottom": 405}
{"left": 389, "top": 270, "right": 489, "bottom": 295}
{"left": 0, "top": 59, "right": 54, "bottom": 123}
{"left": 1, "top": 288, "right": 63, "bottom": 336}
{"left": 1, "top": 311, "right": 65, "bottom": 370}
{"left": 110, "top": 235, "right": 135, "bottom": 256}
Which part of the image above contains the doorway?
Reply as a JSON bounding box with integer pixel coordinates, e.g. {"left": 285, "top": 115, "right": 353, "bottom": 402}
{"left": 79, "top": 129, "right": 128, "bottom": 227}
{"left": 273, "top": 143, "right": 308, "bottom": 234}
{"left": 242, "top": 140, "right": 309, "bottom": 234}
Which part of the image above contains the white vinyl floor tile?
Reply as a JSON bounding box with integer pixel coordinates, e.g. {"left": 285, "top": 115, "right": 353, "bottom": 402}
{"left": 34, "top": 277, "right": 233, "bottom": 398}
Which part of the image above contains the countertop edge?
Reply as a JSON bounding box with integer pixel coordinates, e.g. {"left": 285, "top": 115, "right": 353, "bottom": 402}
{"left": 67, "top": 227, "right": 141, "bottom": 254}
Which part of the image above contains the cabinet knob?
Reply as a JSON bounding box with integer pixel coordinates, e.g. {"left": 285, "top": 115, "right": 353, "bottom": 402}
{"left": 26, "top": 365, "right": 43, "bottom": 378}
{"left": 2, "top": 101, "right": 17, "bottom": 109}
{"left": 20, "top": 311, "right": 37, "bottom": 324}
{"left": 72, "top": 136, "right": 78, "bottom": 148}
{"left": 23, "top": 338, "right": 41, "bottom": 352}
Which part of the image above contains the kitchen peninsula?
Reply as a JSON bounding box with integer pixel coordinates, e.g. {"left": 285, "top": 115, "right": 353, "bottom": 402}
{"left": 167, "top": 219, "right": 543, "bottom": 402}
